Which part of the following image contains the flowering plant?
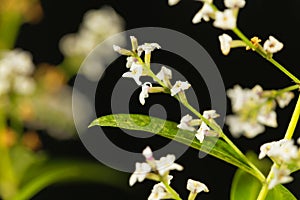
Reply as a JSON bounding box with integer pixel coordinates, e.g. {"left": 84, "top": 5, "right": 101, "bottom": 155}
{"left": 90, "top": 0, "right": 300, "bottom": 199}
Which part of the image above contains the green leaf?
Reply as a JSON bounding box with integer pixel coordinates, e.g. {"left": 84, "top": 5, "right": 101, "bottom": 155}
{"left": 9, "top": 160, "right": 128, "bottom": 200}
{"left": 90, "top": 114, "right": 258, "bottom": 179}
{"left": 230, "top": 152, "right": 296, "bottom": 200}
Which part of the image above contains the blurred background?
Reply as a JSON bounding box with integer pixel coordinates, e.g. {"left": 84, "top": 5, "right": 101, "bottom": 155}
{"left": 1, "top": 0, "right": 300, "bottom": 199}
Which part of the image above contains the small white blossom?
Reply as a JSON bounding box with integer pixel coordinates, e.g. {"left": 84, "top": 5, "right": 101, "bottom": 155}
{"left": 143, "top": 146, "right": 154, "bottom": 160}
{"left": 226, "top": 115, "right": 265, "bottom": 138}
{"left": 168, "top": 0, "right": 181, "bottom": 6}
{"left": 187, "top": 179, "right": 209, "bottom": 193}
{"left": 129, "top": 162, "right": 152, "bottom": 186}
{"left": 148, "top": 182, "right": 168, "bottom": 200}
{"left": 139, "top": 82, "right": 152, "bottom": 105}
{"left": 219, "top": 33, "right": 233, "bottom": 55}
{"left": 192, "top": 3, "right": 214, "bottom": 24}
{"left": 171, "top": 81, "right": 191, "bottom": 96}
{"left": 297, "top": 138, "right": 300, "bottom": 145}
{"left": 196, "top": 110, "right": 219, "bottom": 143}
{"left": 177, "top": 114, "right": 196, "bottom": 132}
{"left": 137, "top": 43, "right": 161, "bottom": 55}
{"left": 224, "top": 0, "right": 246, "bottom": 9}
{"left": 213, "top": 9, "right": 236, "bottom": 30}
{"left": 268, "top": 167, "right": 293, "bottom": 189}
{"left": 259, "top": 139, "right": 298, "bottom": 163}
{"left": 155, "top": 154, "right": 183, "bottom": 176}
{"left": 276, "top": 92, "right": 294, "bottom": 108}
{"left": 126, "top": 57, "right": 138, "bottom": 68}
{"left": 156, "top": 66, "right": 172, "bottom": 86}
{"left": 122, "top": 64, "right": 144, "bottom": 85}
{"left": 263, "top": 36, "right": 284, "bottom": 54}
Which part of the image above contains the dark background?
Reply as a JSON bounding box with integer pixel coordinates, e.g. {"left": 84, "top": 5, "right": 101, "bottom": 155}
{"left": 15, "top": 0, "right": 300, "bottom": 199}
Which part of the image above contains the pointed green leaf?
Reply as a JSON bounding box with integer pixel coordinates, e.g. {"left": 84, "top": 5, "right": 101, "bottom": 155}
{"left": 90, "top": 114, "right": 258, "bottom": 179}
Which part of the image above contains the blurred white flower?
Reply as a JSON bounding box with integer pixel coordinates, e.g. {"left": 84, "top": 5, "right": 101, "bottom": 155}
{"left": 276, "top": 92, "right": 294, "bottom": 108}
{"left": 224, "top": 0, "right": 246, "bottom": 9}
{"left": 171, "top": 81, "right": 191, "bottom": 96}
{"left": 0, "top": 49, "right": 36, "bottom": 96}
{"left": 168, "top": 0, "right": 181, "bottom": 6}
{"left": 129, "top": 162, "right": 152, "bottom": 186}
{"left": 219, "top": 33, "right": 233, "bottom": 55}
{"left": 257, "top": 110, "right": 278, "bottom": 128}
{"left": 143, "top": 146, "right": 154, "bottom": 160}
{"left": 263, "top": 36, "right": 283, "bottom": 54}
{"left": 268, "top": 167, "right": 293, "bottom": 189}
{"left": 226, "top": 115, "right": 265, "bottom": 138}
{"left": 60, "top": 6, "right": 124, "bottom": 57}
{"left": 192, "top": 3, "right": 214, "bottom": 24}
{"left": 139, "top": 82, "right": 152, "bottom": 105}
{"left": 213, "top": 9, "right": 236, "bottom": 30}
{"left": 187, "top": 179, "right": 209, "bottom": 194}
{"left": 122, "top": 63, "right": 144, "bottom": 85}
{"left": 13, "top": 76, "right": 36, "bottom": 95}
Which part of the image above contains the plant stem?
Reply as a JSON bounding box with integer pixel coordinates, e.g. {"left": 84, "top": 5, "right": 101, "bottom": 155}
{"left": 161, "top": 179, "right": 182, "bottom": 200}
{"left": 277, "top": 84, "right": 299, "bottom": 94}
{"left": 256, "top": 164, "right": 276, "bottom": 200}
{"left": 232, "top": 27, "right": 300, "bottom": 84}
{"left": 284, "top": 94, "right": 300, "bottom": 140}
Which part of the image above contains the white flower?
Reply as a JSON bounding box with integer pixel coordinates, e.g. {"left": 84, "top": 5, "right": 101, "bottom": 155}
{"left": 276, "top": 92, "right": 294, "bottom": 108}
{"left": 192, "top": 3, "right": 214, "bottom": 24}
{"left": 297, "top": 138, "right": 300, "bottom": 145}
{"left": 139, "top": 82, "right": 152, "bottom": 105}
{"left": 122, "top": 63, "right": 143, "bottom": 85}
{"left": 219, "top": 34, "right": 233, "bottom": 55}
{"left": 13, "top": 76, "right": 36, "bottom": 95}
{"left": 156, "top": 66, "right": 172, "bottom": 86}
{"left": 143, "top": 146, "right": 154, "bottom": 160}
{"left": 268, "top": 167, "right": 293, "bottom": 189}
{"left": 126, "top": 57, "right": 138, "bottom": 68}
{"left": 263, "top": 36, "right": 284, "bottom": 54}
{"left": 187, "top": 179, "right": 209, "bottom": 193}
{"left": 259, "top": 139, "right": 298, "bottom": 163}
{"left": 129, "top": 162, "right": 152, "bottom": 186}
{"left": 226, "top": 115, "right": 265, "bottom": 138}
{"left": 196, "top": 110, "right": 219, "bottom": 142}
{"left": 177, "top": 114, "right": 196, "bottom": 132}
{"left": 170, "top": 81, "right": 191, "bottom": 96}
{"left": 168, "top": 0, "right": 181, "bottom": 6}
{"left": 148, "top": 183, "right": 168, "bottom": 200}
{"left": 257, "top": 111, "right": 278, "bottom": 128}
{"left": 213, "top": 9, "right": 236, "bottom": 30}
{"left": 137, "top": 43, "right": 161, "bottom": 55}
{"left": 224, "top": 0, "right": 246, "bottom": 9}
{"left": 112, "top": 45, "right": 132, "bottom": 56}
{"left": 155, "top": 154, "right": 183, "bottom": 176}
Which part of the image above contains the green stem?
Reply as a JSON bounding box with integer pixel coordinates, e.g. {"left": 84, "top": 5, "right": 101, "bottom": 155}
{"left": 232, "top": 27, "right": 300, "bottom": 84}
{"left": 188, "top": 192, "right": 197, "bottom": 200}
{"left": 284, "top": 94, "right": 300, "bottom": 139}
{"left": 161, "top": 179, "right": 181, "bottom": 200}
{"left": 256, "top": 164, "right": 276, "bottom": 200}
{"left": 277, "top": 85, "right": 299, "bottom": 94}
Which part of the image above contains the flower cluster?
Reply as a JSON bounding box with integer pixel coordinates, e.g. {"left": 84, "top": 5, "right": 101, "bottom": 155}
{"left": 130, "top": 147, "right": 208, "bottom": 200}
{"left": 226, "top": 85, "right": 294, "bottom": 138}
{"left": 60, "top": 7, "right": 124, "bottom": 57}
{"left": 259, "top": 138, "right": 300, "bottom": 189}
{"left": 113, "top": 36, "right": 192, "bottom": 106}
{"left": 0, "top": 49, "right": 36, "bottom": 96}
{"left": 177, "top": 110, "right": 220, "bottom": 143}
